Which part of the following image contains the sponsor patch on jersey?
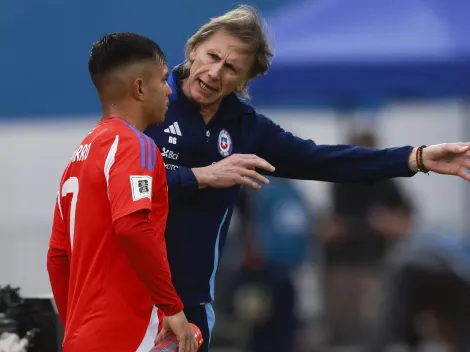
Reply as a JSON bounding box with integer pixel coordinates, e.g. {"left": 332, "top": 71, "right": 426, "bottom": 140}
{"left": 218, "top": 129, "right": 233, "bottom": 157}
{"left": 130, "top": 176, "right": 152, "bottom": 201}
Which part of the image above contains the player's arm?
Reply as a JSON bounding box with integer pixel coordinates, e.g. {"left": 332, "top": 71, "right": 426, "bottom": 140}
{"left": 253, "top": 113, "right": 416, "bottom": 183}
{"left": 47, "top": 195, "right": 70, "bottom": 325}
{"left": 114, "top": 210, "right": 182, "bottom": 315}
{"left": 105, "top": 133, "right": 183, "bottom": 316}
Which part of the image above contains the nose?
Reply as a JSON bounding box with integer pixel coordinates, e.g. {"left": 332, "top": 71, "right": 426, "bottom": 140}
{"left": 207, "top": 62, "right": 223, "bottom": 81}
{"left": 166, "top": 82, "right": 172, "bottom": 96}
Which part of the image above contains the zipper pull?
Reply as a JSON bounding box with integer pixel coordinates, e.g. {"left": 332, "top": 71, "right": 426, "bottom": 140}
{"left": 206, "top": 130, "right": 210, "bottom": 143}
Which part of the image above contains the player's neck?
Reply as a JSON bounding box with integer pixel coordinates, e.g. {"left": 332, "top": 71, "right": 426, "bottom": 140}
{"left": 103, "top": 104, "right": 147, "bottom": 131}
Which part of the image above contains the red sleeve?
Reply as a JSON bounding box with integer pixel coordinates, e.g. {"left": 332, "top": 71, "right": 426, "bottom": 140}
{"left": 115, "top": 211, "right": 183, "bottom": 316}
{"left": 104, "top": 133, "right": 155, "bottom": 223}
{"left": 47, "top": 196, "right": 70, "bottom": 325}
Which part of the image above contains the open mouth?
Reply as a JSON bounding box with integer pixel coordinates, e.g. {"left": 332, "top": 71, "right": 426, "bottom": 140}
{"left": 199, "top": 79, "right": 218, "bottom": 92}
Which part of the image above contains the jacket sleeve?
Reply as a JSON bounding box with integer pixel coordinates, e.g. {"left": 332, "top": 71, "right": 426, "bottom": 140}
{"left": 252, "top": 113, "right": 416, "bottom": 183}
{"left": 166, "top": 167, "right": 199, "bottom": 196}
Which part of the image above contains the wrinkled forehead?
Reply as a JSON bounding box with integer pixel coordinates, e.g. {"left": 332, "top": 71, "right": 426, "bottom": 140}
{"left": 199, "top": 31, "right": 255, "bottom": 73}
{"left": 200, "top": 31, "right": 254, "bottom": 56}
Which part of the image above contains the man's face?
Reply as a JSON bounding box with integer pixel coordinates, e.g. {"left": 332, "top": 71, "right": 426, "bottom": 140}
{"left": 143, "top": 62, "right": 171, "bottom": 125}
{"left": 186, "top": 31, "right": 255, "bottom": 107}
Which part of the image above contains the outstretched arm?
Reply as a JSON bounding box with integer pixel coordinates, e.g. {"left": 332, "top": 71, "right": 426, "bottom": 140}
{"left": 253, "top": 115, "right": 415, "bottom": 183}
{"left": 165, "top": 117, "right": 470, "bottom": 194}
{"left": 252, "top": 114, "right": 470, "bottom": 183}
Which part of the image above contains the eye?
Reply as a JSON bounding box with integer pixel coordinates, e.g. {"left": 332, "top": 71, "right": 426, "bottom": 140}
{"left": 226, "top": 64, "right": 236, "bottom": 73}
{"left": 208, "top": 53, "right": 218, "bottom": 60}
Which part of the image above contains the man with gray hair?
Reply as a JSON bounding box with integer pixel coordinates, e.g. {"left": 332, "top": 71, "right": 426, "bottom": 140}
{"left": 146, "top": 5, "right": 470, "bottom": 351}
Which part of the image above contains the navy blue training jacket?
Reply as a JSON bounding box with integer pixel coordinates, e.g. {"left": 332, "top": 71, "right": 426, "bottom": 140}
{"left": 144, "top": 65, "right": 415, "bottom": 307}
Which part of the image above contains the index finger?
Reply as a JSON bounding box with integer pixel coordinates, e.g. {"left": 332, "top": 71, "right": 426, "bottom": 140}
{"left": 189, "top": 338, "right": 197, "bottom": 352}
{"left": 185, "top": 337, "right": 196, "bottom": 352}
{"left": 243, "top": 155, "right": 275, "bottom": 173}
{"left": 179, "top": 339, "right": 186, "bottom": 352}
{"left": 457, "top": 169, "right": 470, "bottom": 182}
{"left": 154, "top": 331, "right": 164, "bottom": 345}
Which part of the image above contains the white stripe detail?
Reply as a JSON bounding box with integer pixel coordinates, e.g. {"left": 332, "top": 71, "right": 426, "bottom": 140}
{"left": 104, "top": 135, "right": 119, "bottom": 199}
{"left": 205, "top": 303, "right": 215, "bottom": 345}
{"left": 136, "top": 306, "right": 160, "bottom": 352}
{"left": 169, "top": 125, "right": 176, "bottom": 135}
{"left": 57, "top": 192, "right": 63, "bottom": 220}
{"left": 173, "top": 122, "right": 182, "bottom": 136}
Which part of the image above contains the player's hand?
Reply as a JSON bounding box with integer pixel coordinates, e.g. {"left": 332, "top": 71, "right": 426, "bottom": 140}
{"left": 192, "top": 153, "right": 275, "bottom": 189}
{"left": 409, "top": 143, "right": 470, "bottom": 181}
{"left": 155, "top": 311, "right": 198, "bottom": 352}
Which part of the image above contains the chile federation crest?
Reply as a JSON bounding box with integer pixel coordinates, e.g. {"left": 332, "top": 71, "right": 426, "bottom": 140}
{"left": 218, "top": 129, "right": 233, "bottom": 157}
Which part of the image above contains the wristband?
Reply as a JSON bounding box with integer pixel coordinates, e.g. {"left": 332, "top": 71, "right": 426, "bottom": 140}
{"left": 415, "top": 145, "right": 429, "bottom": 173}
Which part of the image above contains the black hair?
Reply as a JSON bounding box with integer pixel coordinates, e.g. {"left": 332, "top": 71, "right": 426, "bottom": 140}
{"left": 88, "top": 32, "right": 166, "bottom": 89}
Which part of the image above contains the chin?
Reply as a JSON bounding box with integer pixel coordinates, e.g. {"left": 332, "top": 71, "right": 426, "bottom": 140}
{"left": 193, "top": 91, "right": 219, "bottom": 107}
{"left": 156, "top": 116, "right": 166, "bottom": 125}
{"left": 150, "top": 116, "right": 165, "bottom": 126}
{"left": 191, "top": 85, "right": 217, "bottom": 105}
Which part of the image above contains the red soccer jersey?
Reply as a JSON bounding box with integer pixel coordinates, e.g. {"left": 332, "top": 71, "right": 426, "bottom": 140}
{"left": 48, "top": 117, "right": 180, "bottom": 351}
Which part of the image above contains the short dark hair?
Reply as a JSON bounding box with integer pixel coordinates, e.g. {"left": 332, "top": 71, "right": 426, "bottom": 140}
{"left": 88, "top": 32, "right": 166, "bottom": 89}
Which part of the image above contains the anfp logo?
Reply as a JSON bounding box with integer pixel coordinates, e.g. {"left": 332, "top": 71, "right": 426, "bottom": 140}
{"left": 218, "top": 129, "right": 233, "bottom": 157}
{"left": 130, "top": 176, "right": 152, "bottom": 201}
{"left": 138, "top": 180, "right": 149, "bottom": 193}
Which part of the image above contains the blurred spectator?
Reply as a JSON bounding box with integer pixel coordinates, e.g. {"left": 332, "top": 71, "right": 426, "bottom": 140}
{"left": 216, "top": 177, "right": 316, "bottom": 352}
{"left": 369, "top": 232, "right": 470, "bottom": 352}
{"left": 318, "top": 130, "right": 414, "bottom": 347}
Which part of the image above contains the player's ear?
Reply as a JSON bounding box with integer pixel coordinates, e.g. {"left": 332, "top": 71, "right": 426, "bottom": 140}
{"left": 132, "top": 78, "right": 145, "bottom": 102}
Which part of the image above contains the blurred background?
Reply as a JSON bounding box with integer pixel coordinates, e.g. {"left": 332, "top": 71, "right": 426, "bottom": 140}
{"left": 1, "top": 0, "right": 470, "bottom": 351}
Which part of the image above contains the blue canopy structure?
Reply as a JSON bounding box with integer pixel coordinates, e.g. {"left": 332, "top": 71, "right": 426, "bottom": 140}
{"left": 249, "top": 0, "right": 470, "bottom": 107}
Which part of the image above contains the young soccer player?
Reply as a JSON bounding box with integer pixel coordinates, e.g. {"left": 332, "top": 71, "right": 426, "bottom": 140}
{"left": 47, "top": 32, "right": 197, "bottom": 352}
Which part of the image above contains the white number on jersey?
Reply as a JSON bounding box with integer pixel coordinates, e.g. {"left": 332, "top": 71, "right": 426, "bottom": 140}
{"left": 60, "top": 177, "right": 79, "bottom": 250}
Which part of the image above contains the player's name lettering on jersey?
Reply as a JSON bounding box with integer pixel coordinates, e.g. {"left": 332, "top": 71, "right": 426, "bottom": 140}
{"left": 71, "top": 143, "right": 92, "bottom": 163}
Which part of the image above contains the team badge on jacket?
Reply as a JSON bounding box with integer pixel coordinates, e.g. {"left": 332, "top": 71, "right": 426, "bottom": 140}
{"left": 218, "top": 129, "right": 232, "bottom": 157}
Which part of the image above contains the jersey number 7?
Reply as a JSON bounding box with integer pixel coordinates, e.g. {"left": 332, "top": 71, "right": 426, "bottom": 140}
{"left": 60, "top": 177, "right": 79, "bottom": 250}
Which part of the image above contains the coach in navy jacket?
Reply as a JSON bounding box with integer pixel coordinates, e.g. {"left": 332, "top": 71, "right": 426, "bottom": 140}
{"left": 146, "top": 5, "right": 470, "bottom": 350}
